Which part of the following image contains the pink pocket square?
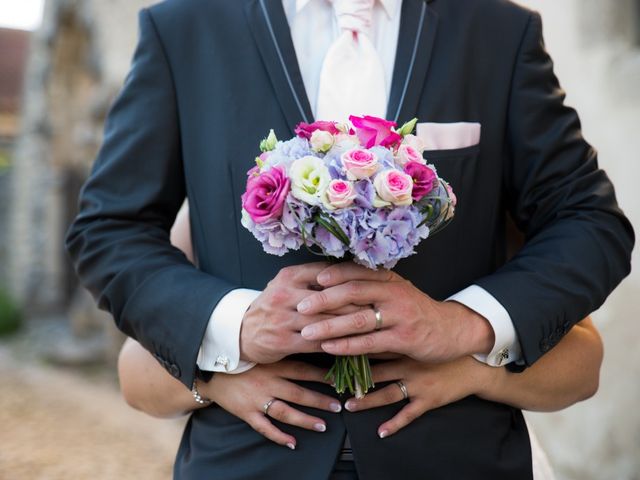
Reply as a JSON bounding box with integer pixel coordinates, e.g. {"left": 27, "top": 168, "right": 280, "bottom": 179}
{"left": 416, "top": 122, "right": 481, "bottom": 150}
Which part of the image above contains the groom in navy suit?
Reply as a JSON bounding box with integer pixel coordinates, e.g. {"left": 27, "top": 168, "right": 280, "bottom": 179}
{"left": 67, "top": 0, "right": 633, "bottom": 478}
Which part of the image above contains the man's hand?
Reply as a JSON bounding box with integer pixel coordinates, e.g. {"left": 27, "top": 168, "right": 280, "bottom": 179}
{"left": 240, "top": 262, "right": 357, "bottom": 364}
{"left": 296, "top": 263, "right": 495, "bottom": 363}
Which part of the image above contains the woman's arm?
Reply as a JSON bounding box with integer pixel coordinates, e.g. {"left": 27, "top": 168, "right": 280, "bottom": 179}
{"left": 118, "top": 337, "right": 342, "bottom": 448}
{"left": 347, "top": 317, "right": 603, "bottom": 438}
{"left": 478, "top": 316, "right": 602, "bottom": 411}
{"left": 118, "top": 337, "right": 194, "bottom": 418}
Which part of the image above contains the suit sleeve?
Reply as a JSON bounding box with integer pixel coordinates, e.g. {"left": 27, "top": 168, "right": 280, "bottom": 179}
{"left": 476, "top": 12, "right": 634, "bottom": 366}
{"left": 65, "top": 9, "right": 237, "bottom": 387}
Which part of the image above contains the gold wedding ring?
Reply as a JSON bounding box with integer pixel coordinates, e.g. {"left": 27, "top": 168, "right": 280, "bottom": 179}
{"left": 374, "top": 307, "right": 383, "bottom": 331}
{"left": 396, "top": 380, "right": 409, "bottom": 400}
{"left": 263, "top": 398, "right": 276, "bottom": 416}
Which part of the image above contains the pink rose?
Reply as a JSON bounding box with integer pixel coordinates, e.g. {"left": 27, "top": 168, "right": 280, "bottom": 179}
{"left": 373, "top": 170, "right": 413, "bottom": 206}
{"left": 349, "top": 115, "right": 402, "bottom": 149}
{"left": 395, "top": 144, "right": 425, "bottom": 167}
{"left": 324, "top": 179, "right": 356, "bottom": 209}
{"left": 341, "top": 149, "right": 380, "bottom": 180}
{"left": 241, "top": 166, "right": 290, "bottom": 224}
{"left": 295, "top": 121, "right": 341, "bottom": 140}
{"left": 403, "top": 161, "right": 437, "bottom": 201}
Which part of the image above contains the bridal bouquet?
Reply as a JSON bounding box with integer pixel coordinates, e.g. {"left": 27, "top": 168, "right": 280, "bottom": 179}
{"left": 241, "top": 115, "right": 456, "bottom": 397}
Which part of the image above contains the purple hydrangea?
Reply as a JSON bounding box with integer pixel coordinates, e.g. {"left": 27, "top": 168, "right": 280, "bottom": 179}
{"left": 241, "top": 131, "right": 452, "bottom": 270}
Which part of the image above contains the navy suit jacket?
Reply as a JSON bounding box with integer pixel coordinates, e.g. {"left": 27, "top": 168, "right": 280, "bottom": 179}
{"left": 66, "top": 0, "right": 634, "bottom": 478}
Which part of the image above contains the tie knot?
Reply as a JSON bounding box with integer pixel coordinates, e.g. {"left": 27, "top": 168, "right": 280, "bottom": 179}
{"left": 330, "top": 0, "right": 375, "bottom": 35}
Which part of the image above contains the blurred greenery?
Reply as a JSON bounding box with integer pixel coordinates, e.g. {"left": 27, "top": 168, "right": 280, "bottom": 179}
{"left": 0, "top": 288, "right": 22, "bottom": 336}
{"left": 0, "top": 149, "right": 11, "bottom": 171}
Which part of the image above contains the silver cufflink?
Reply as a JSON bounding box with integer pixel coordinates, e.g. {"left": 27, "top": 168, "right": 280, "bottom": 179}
{"left": 496, "top": 348, "right": 510, "bottom": 366}
{"left": 215, "top": 355, "right": 230, "bottom": 371}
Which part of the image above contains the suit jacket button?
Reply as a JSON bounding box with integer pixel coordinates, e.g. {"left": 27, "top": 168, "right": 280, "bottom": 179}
{"left": 169, "top": 364, "right": 181, "bottom": 378}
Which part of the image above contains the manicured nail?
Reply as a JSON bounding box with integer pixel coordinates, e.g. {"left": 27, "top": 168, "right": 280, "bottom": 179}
{"left": 330, "top": 402, "right": 342, "bottom": 412}
{"left": 297, "top": 299, "right": 310, "bottom": 312}
{"left": 345, "top": 400, "right": 356, "bottom": 412}
{"left": 378, "top": 430, "right": 388, "bottom": 439}
{"left": 287, "top": 442, "right": 296, "bottom": 450}
{"left": 301, "top": 325, "right": 316, "bottom": 339}
{"left": 317, "top": 272, "right": 330, "bottom": 284}
{"left": 314, "top": 423, "right": 326, "bottom": 432}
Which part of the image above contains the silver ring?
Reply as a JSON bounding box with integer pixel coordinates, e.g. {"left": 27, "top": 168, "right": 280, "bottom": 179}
{"left": 263, "top": 398, "right": 276, "bottom": 416}
{"left": 396, "top": 380, "right": 409, "bottom": 400}
{"left": 374, "top": 308, "right": 383, "bottom": 331}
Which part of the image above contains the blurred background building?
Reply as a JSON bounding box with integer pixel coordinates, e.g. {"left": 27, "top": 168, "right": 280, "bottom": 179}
{"left": 0, "top": 0, "right": 638, "bottom": 478}
{"left": 0, "top": 27, "right": 30, "bottom": 283}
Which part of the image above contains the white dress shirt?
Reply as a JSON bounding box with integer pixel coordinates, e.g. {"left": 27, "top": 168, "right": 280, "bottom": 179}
{"left": 197, "top": 0, "right": 522, "bottom": 373}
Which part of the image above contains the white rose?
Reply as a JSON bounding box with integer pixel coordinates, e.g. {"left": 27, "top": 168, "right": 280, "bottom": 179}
{"left": 290, "top": 155, "right": 332, "bottom": 205}
{"left": 395, "top": 144, "right": 426, "bottom": 167}
{"left": 402, "top": 134, "right": 426, "bottom": 154}
{"left": 310, "top": 130, "right": 335, "bottom": 153}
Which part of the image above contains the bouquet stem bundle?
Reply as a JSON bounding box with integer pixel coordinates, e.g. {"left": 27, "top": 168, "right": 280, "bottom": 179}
{"left": 325, "top": 354, "right": 374, "bottom": 399}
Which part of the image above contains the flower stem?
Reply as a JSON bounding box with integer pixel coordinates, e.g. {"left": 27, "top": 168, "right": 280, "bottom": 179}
{"left": 325, "top": 354, "right": 374, "bottom": 398}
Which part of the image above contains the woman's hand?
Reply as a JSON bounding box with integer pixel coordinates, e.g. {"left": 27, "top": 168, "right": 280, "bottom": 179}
{"left": 341, "top": 317, "right": 602, "bottom": 438}
{"left": 202, "top": 361, "right": 342, "bottom": 450}
{"left": 343, "top": 356, "right": 489, "bottom": 438}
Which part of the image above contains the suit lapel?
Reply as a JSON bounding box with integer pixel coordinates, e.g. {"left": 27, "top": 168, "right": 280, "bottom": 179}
{"left": 244, "top": 0, "right": 314, "bottom": 134}
{"left": 386, "top": 0, "right": 439, "bottom": 123}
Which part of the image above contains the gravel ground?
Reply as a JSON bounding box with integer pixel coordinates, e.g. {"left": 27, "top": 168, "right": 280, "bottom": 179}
{"left": 0, "top": 345, "right": 186, "bottom": 480}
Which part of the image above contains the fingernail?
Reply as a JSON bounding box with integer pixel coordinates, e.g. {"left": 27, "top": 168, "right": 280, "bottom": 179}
{"left": 330, "top": 402, "right": 342, "bottom": 412}
{"left": 379, "top": 430, "right": 388, "bottom": 439}
{"left": 314, "top": 423, "right": 326, "bottom": 432}
{"left": 317, "top": 272, "right": 330, "bottom": 284}
{"left": 301, "top": 325, "right": 316, "bottom": 339}
{"left": 297, "top": 299, "right": 310, "bottom": 313}
{"left": 322, "top": 341, "right": 336, "bottom": 351}
{"left": 345, "top": 400, "right": 356, "bottom": 412}
{"left": 287, "top": 442, "right": 296, "bottom": 450}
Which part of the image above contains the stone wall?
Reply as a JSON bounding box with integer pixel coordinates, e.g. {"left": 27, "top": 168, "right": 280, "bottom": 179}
{"left": 7, "top": 0, "right": 154, "bottom": 311}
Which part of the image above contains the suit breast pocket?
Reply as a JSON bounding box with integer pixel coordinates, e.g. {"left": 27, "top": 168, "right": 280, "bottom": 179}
{"left": 422, "top": 144, "right": 481, "bottom": 245}
{"left": 423, "top": 143, "right": 480, "bottom": 202}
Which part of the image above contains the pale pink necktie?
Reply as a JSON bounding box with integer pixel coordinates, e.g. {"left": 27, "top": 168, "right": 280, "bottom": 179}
{"left": 316, "top": 0, "right": 387, "bottom": 122}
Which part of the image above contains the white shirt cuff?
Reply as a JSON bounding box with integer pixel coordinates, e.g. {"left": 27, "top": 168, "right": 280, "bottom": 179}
{"left": 197, "top": 288, "right": 261, "bottom": 374}
{"left": 447, "top": 285, "right": 522, "bottom": 367}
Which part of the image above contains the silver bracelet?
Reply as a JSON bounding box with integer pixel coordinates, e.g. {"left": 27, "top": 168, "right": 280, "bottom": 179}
{"left": 191, "top": 379, "right": 212, "bottom": 406}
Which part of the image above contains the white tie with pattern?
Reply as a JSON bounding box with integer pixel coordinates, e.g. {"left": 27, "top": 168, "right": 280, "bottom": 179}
{"left": 316, "top": 0, "right": 388, "bottom": 122}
